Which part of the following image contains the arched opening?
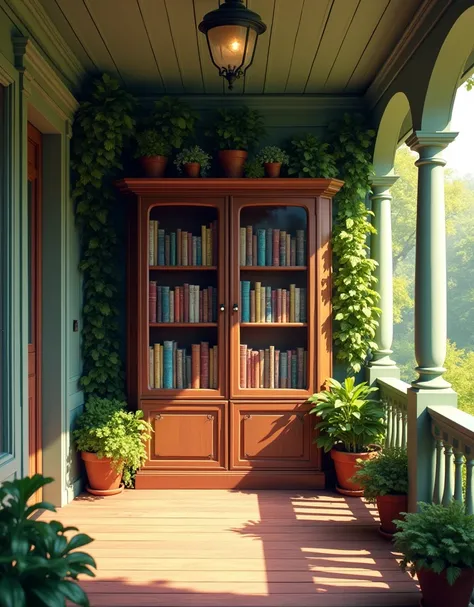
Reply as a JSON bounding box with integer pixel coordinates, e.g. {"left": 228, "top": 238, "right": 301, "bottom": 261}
{"left": 373, "top": 92, "right": 412, "bottom": 176}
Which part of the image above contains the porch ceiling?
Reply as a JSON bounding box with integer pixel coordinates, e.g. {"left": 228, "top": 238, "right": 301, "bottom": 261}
{"left": 38, "top": 0, "right": 424, "bottom": 96}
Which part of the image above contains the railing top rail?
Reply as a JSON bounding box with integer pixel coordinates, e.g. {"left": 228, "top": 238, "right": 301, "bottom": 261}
{"left": 377, "top": 377, "right": 409, "bottom": 396}
{"left": 427, "top": 405, "right": 474, "bottom": 446}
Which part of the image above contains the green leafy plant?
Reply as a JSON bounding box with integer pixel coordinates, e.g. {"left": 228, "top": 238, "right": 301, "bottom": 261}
{"left": 134, "top": 129, "right": 171, "bottom": 158}
{"left": 308, "top": 377, "right": 385, "bottom": 453}
{"left": 244, "top": 158, "right": 265, "bottom": 178}
{"left": 257, "top": 146, "right": 289, "bottom": 165}
{"left": 73, "top": 397, "right": 153, "bottom": 487}
{"left": 330, "top": 114, "right": 379, "bottom": 372}
{"left": 206, "top": 107, "right": 266, "bottom": 150}
{"left": 174, "top": 145, "right": 212, "bottom": 175}
{"left": 151, "top": 96, "right": 197, "bottom": 149}
{"left": 72, "top": 74, "right": 135, "bottom": 399}
{"left": 0, "top": 474, "right": 96, "bottom": 607}
{"left": 288, "top": 135, "right": 337, "bottom": 178}
{"left": 351, "top": 447, "right": 408, "bottom": 502}
{"left": 394, "top": 501, "right": 474, "bottom": 585}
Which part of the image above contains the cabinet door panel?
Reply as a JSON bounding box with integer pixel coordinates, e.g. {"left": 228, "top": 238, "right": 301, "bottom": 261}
{"left": 142, "top": 402, "right": 227, "bottom": 469}
{"left": 231, "top": 402, "right": 319, "bottom": 470}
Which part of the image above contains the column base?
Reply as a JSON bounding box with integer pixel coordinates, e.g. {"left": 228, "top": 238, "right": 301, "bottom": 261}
{"left": 366, "top": 364, "right": 400, "bottom": 385}
{"left": 411, "top": 367, "right": 451, "bottom": 390}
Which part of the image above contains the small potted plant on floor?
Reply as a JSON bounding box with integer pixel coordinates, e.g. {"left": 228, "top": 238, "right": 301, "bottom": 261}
{"left": 207, "top": 106, "right": 266, "bottom": 177}
{"left": 174, "top": 145, "right": 211, "bottom": 178}
{"left": 351, "top": 447, "right": 408, "bottom": 537}
{"left": 308, "top": 377, "right": 385, "bottom": 496}
{"left": 257, "top": 146, "right": 289, "bottom": 177}
{"left": 0, "top": 474, "right": 96, "bottom": 606}
{"left": 394, "top": 501, "right": 474, "bottom": 607}
{"left": 74, "top": 397, "right": 153, "bottom": 495}
{"left": 134, "top": 129, "right": 171, "bottom": 177}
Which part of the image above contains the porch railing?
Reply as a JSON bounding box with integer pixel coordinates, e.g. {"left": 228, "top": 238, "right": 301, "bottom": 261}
{"left": 377, "top": 377, "right": 409, "bottom": 449}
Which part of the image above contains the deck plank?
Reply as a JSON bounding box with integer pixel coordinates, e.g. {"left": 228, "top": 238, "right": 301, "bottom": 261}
{"left": 40, "top": 489, "right": 419, "bottom": 607}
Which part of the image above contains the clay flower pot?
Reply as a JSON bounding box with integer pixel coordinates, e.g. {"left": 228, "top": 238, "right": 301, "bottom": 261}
{"left": 331, "top": 448, "right": 378, "bottom": 496}
{"left": 81, "top": 451, "right": 123, "bottom": 496}
{"left": 417, "top": 566, "right": 474, "bottom": 607}
{"left": 140, "top": 155, "right": 168, "bottom": 178}
{"left": 218, "top": 150, "right": 248, "bottom": 178}
{"left": 376, "top": 494, "right": 408, "bottom": 537}
{"left": 184, "top": 162, "right": 201, "bottom": 178}
{"left": 264, "top": 162, "right": 282, "bottom": 178}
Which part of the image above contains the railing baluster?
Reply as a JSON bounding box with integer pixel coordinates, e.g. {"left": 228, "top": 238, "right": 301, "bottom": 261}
{"left": 390, "top": 403, "right": 396, "bottom": 448}
{"left": 454, "top": 452, "right": 464, "bottom": 503}
{"left": 401, "top": 409, "right": 407, "bottom": 448}
{"left": 433, "top": 439, "right": 444, "bottom": 505}
{"left": 384, "top": 399, "right": 390, "bottom": 448}
{"left": 442, "top": 444, "right": 454, "bottom": 506}
{"left": 395, "top": 405, "right": 400, "bottom": 448}
{"left": 466, "top": 457, "right": 474, "bottom": 515}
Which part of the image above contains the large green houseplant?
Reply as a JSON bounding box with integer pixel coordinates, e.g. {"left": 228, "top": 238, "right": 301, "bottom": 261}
{"left": 308, "top": 377, "right": 385, "bottom": 496}
{"left": 352, "top": 447, "right": 408, "bottom": 536}
{"left": 0, "top": 475, "right": 96, "bottom": 607}
{"left": 74, "top": 397, "right": 153, "bottom": 495}
{"left": 134, "top": 129, "right": 171, "bottom": 177}
{"left": 394, "top": 501, "right": 474, "bottom": 607}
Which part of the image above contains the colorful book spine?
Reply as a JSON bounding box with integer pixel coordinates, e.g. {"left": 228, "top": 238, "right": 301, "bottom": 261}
{"left": 280, "top": 230, "right": 287, "bottom": 266}
{"left": 265, "top": 286, "right": 272, "bottom": 323}
{"left": 201, "top": 342, "right": 209, "bottom": 389}
{"left": 291, "top": 353, "right": 297, "bottom": 388}
{"left": 207, "top": 229, "right": 212, "bottom": 266}
{"left": 286, "top": 233, "right": 291, "bottom": 267}
{"left": 191, "top": 344, "right": 200, "bottom": 388}
{"left": 266, "top": 228, "right": 273, "bottom": 266}
{"left": 182, "top": 232, "right": 188, "bottom": 266}
{"left": 201, "top": 225, "right": 207, "bottom": 267}
{"left": 255, "top": 282, "right": 261, "bottom": 323}
{"left": 170, "top": 232, "right": 176, "bottom": 266}
{"left": 295, "top": 288, "right": 300, "bottom": 323}
{"left": 296, "top": 230, "right": 305, "bottom": 266}
{"left": 165, "top": 234, "right": 170, "bottom": 266}
{"left": 241, "top": 281, "right": 251, "bottom": 323}
{"left": 257, "top": 229, "right": 266, "bottom": 266}
{"left": 162, "top": 286, "right": 170, "bottom": 323}
{"left": 246, "top": 226, "right": 253, "bottom": 266}
{"left": 170, "top": 291, "right": 175, "bottom": 323}
{"left": 149, "top": 221, "right": 155, "bottom": 265}
{"left": 274, "top": 350, "right": 280, "bottom": 389}
{"left": 252, "top": 235, "right": 257, "bottom": 266}
{"left": 240, "top": 227, "right": 246, "bottom": 266}
{"left": 240, "top": 345, "right": 247, "bottom": 388}
{"left": 297, "top": 347, "right": 304, "bottom": 389}
{"left": 269, "top": 345, "right": 275, "bottom": 389}
{"left": 290, "top": 237, "right": 296, "bottom": 266}
{"left": 163, "top": 341, "right": 173, "bottom": 389}
{"left": 197, "top": 237, "right": 202, "bottom": 266}
{"left": 158, "top": 229, "right": 165, "bottom": 266}
{"left": 239, "top": 345, "right": 306, "bottom": 389}
{"left": 272, "top": 229, "right": 280, "bottom": 266}
{"left": 289, "top": 284, "right": 296, "bottom": 322}
{"left": 157, "top": 286, "right": 162, "bottom": 322}
{"left": 280, "top": 352, "right": 288, "bottom": 388}
{"left": 149, "top": 281, "right": 157, "bottom": 323}
{"left": 250, "top": 290, "right": 256, "bottom": 323}
{"left": 186, "top": 356, "right": 192, "bottom": 388}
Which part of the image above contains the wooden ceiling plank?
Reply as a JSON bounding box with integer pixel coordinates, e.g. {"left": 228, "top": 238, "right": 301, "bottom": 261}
{"left": 164, "top": 0, "right": 203, "bottom": 94}
{"left": 53, "top": 0, "right": 118, "bottom": 77}
{"left": 345, "top": 0, "right": 423, "bottom": 93}
{"left": 305, "top": 0, "right": 359, "bottom": 94}
{"left": 84, "top": 0, "right": 163, "bottom": 93}
{"left": 285, "top": 0, "right": 333, "bottom": 94}
{"left": 138, "top": 0, "right": 184, "bottom": 94}
{"left": 244, "top": 0, "right": 275, "bottom": 94}
{"left": 263, "top": 0, "right": 304, "bottom": 94}
{"left": 194, "top": 0, "right": 224, "bottom": 94}
{"left": 324, "top": 0, "right": 390, "bottom": 93}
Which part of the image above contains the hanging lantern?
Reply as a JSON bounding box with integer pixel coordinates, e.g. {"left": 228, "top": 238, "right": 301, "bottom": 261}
{"left": 199, "top": 0, "right": 267, "bottom": 90}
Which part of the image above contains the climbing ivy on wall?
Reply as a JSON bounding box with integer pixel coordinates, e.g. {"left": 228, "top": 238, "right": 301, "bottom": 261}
{"left": 72, "top": 74, "right": 135, "bottom": 399}
{"left": 330, "top": 114, "right": 379, "bottom": 373}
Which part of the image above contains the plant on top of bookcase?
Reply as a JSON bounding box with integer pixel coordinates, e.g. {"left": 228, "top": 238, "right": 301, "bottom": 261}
{"left": 151, "top": 97, "right": 198, "bottom": 150}
{"left": 134, "top": 128, "right": 172, "bottom": 177}
{"left": 257, "top": 146, "right": 289, "bottom": 178}
{"left": 174, "top": 145, "right": 212, "bottom": 178}
{"left": 244, "top": 158, "right": 265, "bottom": 179}
{"left": 206, "top": 106, "right": 266, "bottom": 177}
{"left": 287, "top": 134, "right": 337, "bottom": 179}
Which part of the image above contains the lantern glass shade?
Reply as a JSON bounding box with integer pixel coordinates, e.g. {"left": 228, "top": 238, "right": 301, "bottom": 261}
{"left": 207, "top": 25, "right": 257, "bottom": 74}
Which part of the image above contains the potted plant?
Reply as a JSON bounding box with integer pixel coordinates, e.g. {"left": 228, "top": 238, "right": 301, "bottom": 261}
{"left": 257, "top": 146, "right": 289, "bottom": 177}
{"left": 134, "top": 129, "right": 171, "bottom": 177}
{"left": 151, "top": 96, "right": 198, "bottom": 150}
{"left": 288, "top": 134, "right": 338, "bottom": 178}
{"left": 207, "top": 106, "right": 266, "bottom": 177}
{"left": 308, "top": 377, "right": 385, "bottom": 496}
{"left": 244, "top": 158, "right": 265, "bottom": 179}
{"left": 0, "top": 474, "right": 96, "bottom": 606}
{"left": 73, "top": 397, "right": 153, "bottom": 496}
{"left": 351, "top": 447, "right": 408, "bottom": 537}
{"left": 394, "top": 501, "right": 474, "bottom": 607}
{"left": 174, "top": 145, "right": 211, "bottom": 178}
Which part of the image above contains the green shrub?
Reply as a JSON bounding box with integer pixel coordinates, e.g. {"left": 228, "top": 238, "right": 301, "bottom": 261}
{"left": 288, "top": 135, "right": 337, "bottom": 178}
{"left": 134, "top": 129, "right": 171, "bottom": 158}
{"left": 207, "top": 107, "right": 265, "bottom": 151}
{"left": 151, "top": 97, "right": 197, "bottom": 149}
{"left": 394, "top": 501, "right": 474, "bottom": 585}
{"left": 174, "top": 145, "right": 212, "bottom": 176}
{"left": 308, "top": 377, "right": 385, "bottom": 453}
{"left": 257, "top": 146, "right": 289, "bottom": 165}
{"left": 244, "top": 158, "right": 265, "bottom": 178}
{"left": 0, "top": 475, "right": 95, "bottom": 607}
{"left": 73, "top": 397, "right": 153, "bottom": 487}
{"left": 351, "top": 447, "right": 408, "bottom": 502}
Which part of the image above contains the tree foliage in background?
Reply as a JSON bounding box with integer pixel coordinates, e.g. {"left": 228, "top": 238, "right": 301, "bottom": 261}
{"left": 330, "top": 114, "right": 379, "bottom": 372}
{"left": 72, "top": 74, "right": 135, "bottom": 400}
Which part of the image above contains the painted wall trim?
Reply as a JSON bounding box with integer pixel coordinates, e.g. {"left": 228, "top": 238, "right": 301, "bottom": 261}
{"left": 4, "top": 0, "right": 84, "bottom": 90}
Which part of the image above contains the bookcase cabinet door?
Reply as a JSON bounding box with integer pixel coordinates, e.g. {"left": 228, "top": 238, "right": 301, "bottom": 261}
{"left": 141, "top": 401, "right": 227, "bottom": 469}
{"left": 230, "top": 402, "right": 320, "bottom": 470}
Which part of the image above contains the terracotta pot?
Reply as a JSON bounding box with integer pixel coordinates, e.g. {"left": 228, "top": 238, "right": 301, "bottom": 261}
{"left": 376, "top": 494, "right": 408, "bottom": 536}
{"left": 264, "top": 162, "right": 282, "bottom": 178}
{"left": 331, "top": 448, "right": 378, "bottom": 496}
{"left": 184, "top": 162, "right": 201, "bottom": 178}
{"left": 417, "top": 566, "right": 474, "bottom": 607}
{"left": 140, "top": 155, "right": 168, "bottom": 177}
{"left": 81, "top": 451, "right": 122, "bottom": 493}
{"left": 218, "top": 150, "right": 248, "bottom": 178}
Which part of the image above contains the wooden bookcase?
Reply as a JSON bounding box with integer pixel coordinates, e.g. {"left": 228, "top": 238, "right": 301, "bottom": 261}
{"left": 117, "top": 178, "right": 343, "bottom": 489}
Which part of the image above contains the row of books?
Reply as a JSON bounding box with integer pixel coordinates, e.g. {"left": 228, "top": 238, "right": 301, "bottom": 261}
{"left": 149, "top": 282, "right": 217, "bottom": 323}
{"left": 240, "top": 344, "right": 307, "bottom": 389}
{"left": 149, "top": 220, "right": 218, "bottom": 267}
{"left": 241, "top": 282, "right": 306, "bottom": 324}
{"left": 149, "top": 341, "right": 218, "bottom": 389}
{"left": 240, "top": 227, "right": 305, "bottom": 267}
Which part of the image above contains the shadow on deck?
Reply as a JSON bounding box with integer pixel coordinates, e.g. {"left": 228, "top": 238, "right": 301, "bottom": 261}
{"left": 38, "top": 490, "right": 419, "bottom": 607}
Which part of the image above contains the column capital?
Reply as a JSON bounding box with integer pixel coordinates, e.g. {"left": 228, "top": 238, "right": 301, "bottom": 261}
{"left": 370, "top": 175, "right": 399, "bottom": 190}
{"left": 406, "top": 131, "right": 458, "bottom": 152}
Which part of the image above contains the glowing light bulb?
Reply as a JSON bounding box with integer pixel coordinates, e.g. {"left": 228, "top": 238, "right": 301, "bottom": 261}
{"left": 229, "top": 39, "right": 241, "bottom": 52}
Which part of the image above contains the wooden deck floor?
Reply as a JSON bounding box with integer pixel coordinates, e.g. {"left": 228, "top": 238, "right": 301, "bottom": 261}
{"left": 38, "top": 490, "right": 420, "bottom": 607}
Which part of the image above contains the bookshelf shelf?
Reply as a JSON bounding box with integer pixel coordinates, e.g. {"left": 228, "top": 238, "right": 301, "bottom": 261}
{"left": 240, "top": 266, "right": 307, "bottom": 272}
{"left": 150, "top": 266, "right": 217, "bottom": 271}
{"left": 240, "top": 323, "right": 307, "bottom": 328}
{"left": 150, "top": 322, "right": 218, "bottom": 328}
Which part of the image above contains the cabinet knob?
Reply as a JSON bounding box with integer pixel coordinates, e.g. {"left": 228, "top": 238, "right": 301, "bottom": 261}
{"left": 232, "top": 303, "right": 239, "bottom": 312}
{"left": 219, "top": 304, "right": 225, "bottom": 312}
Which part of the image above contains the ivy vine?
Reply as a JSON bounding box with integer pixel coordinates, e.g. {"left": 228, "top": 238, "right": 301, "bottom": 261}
{"left": 72, "top": 74, "right": 135, "bottom": 399}
{"left": 330, "top": 114, "right": 380, "bottom": 372}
